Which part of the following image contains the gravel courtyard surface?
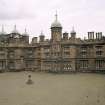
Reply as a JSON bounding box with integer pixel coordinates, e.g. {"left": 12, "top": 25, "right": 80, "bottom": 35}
{"left": 0, "top": 72, "right": 105, "bottom": 105}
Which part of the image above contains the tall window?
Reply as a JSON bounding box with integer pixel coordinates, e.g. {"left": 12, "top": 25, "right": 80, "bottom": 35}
{"left": 81, "top": 46, "right": 87, "bottom": 51}
{"left": 96, "top": 51, "right": 103, "bottom": 56}
{"left": 96, "top": 46, "right": 103, "bottom": 51}
{"left": 0, "top": 61, "right": 5, "bottom": 69}
{"left": 80, "top": 46, "right": 87, "bottom": 57}
{"left": 25, "top": 60, "right": 34, "bottom": 68}
{"left": 63, "top": 46, "right": 70, "bottom": 51}
{"left": 64, "top": 52, "right": 70, "bottom": 57}
{"left": 44, "top": 47, "right": 50, "bottom": 57}
{"left": 96, "top": 46, "right": 103, "bottom": 57}
{"left": 0, "top": 53, "right": 5, "bottom": 58}
{"left": 26, "top": 50, "right": 34, "bottom": 58}
{"left": 44, "top": 48, "right": 50, "bottom": 52}
{"left": 44, "top": 52, "right": 50, "bottom": 57}
{"left": 80, "top": 60, "right": 88, "bottom": 69}
{"left": 81, "top": 52, "right": 87, "bottom": 57}
{"left": 8, "top": 51, "right": 15, "bottom": 58}
{"left": 95, "top": 60, "right": 104, "bottom": 69}
{"left": 9, "top": 61, "right": 15, "bottom": 69}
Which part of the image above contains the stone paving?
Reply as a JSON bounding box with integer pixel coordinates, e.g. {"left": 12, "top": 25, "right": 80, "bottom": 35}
{"left": 0, "top": 72, "right": 105, "bottom": 105}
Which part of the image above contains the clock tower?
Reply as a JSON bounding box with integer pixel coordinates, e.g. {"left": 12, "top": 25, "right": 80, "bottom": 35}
{"left": 51, "top": 12, "right": 62, "bottom": 42}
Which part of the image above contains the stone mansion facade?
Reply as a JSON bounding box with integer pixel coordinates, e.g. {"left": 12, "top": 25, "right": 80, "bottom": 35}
{"left": 0, "top": 14, "right": 105, "bottom": 73}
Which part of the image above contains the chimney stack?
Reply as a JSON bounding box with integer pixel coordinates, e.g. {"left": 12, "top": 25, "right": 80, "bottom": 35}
{"left": 32, "top": 37, "right": 38, "bottom": 44}
{"left": 88, "top": 32, "right": 94, "bottom": 40}
{"left": 96, "top": 32, "right": 102, "bottom": 40}
{"left": 63, "top": 32, "right": 68, "bottom": 40}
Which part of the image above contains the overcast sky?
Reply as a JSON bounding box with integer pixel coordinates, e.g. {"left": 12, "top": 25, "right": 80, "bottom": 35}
{"left": 0, "top": 0, "right": 105, "bottom": 40}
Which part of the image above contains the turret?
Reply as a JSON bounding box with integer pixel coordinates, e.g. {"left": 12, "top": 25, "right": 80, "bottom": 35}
{"left": 39, "top": 31, "right": 45, "bottom": 42}
{"left": 51, "top": 12, "right": 62, "bottom": 42}
{"left": 23, "top": 28, "right": 28, "bottom": 36}
{"left": 22, "top": 28, "right": 29, "bottom": 43}
{"left": 70, "top": 27, "right": 76, "bottom": 38}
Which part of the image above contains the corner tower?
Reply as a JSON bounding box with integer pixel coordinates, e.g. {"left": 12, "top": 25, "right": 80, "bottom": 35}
{"left": 51, "top": 12, "right": 62, "bottom": 42}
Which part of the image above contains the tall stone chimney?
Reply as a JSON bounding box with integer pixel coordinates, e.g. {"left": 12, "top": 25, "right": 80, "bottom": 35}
{"left": 63, "top": 32, "right": 68, "bottom": 40}
{"left": 32, "top": 37, "right": 38, "bottom": 44}
{"left": 96, "top": 32, "right": 102, "bottom": 40}
{"left": 88, "top": 32, "right": 94, "bottom": 40}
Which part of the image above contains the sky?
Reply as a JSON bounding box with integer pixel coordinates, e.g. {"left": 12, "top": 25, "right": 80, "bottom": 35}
{"left": 0, "top": 0, "right": 105, "bottom": 40}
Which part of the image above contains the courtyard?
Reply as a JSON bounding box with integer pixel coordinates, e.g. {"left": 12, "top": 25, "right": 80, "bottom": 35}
{"left": 0, "top": 72, "right": 105, "bottom": 105}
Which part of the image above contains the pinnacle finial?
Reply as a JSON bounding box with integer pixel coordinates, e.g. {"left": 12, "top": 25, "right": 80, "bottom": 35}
{"left": 71, "top": 26, "right": 76, "bottom": 34}
{"left": 55, "top": 10, "right": 58, "bottom": 21}
{"left": 23, "top": 27, "right": 28, "bottom": 35}
{"left": 12, "top": 24, "right": 18, "bottom": 33}
{"left": 40, "top": 30, "right": 44, "bottom": 35}
{"left": 25, "top": 28, "right": 27, "bottom": 33}
{"left": 13, "top": 24, "right": 17, "bottom": 32}
{"left": 14, "top": 24, "right": 16, "bottom": 31}
{"left": 24, "top": 28, "right": 28, "bottom": 35}
{"left": 72, "top": 26, "right": 74, "bottom": 31}
{"left": 1, "top": 24, "right": 4, "bottom": 33}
